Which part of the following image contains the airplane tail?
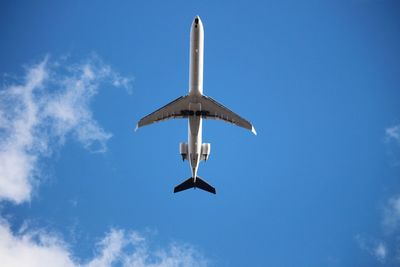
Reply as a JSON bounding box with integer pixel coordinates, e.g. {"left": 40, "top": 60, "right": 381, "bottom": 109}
{"left": 174, "top": 177, "right": 216, "bottom": 194}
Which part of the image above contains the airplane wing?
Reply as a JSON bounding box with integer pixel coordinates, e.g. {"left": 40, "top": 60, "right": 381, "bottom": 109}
{"left": 200, "top": 95, "right": 257, "bottom": 135}
{"left": 136, "top": 95, "right": 190, "bottom": 130}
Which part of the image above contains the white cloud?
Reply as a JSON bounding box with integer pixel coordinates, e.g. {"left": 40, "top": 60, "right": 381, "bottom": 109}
{"left": 375, "top": 242, "right": 387, "bottom": 262}
{"left": 356, "top": 195, "right": 400, "bottom": 263}
{"left": 0, "top": 219, "right": 75, "bottom": 267}
{"left": 386, "top": 125, "right": 400, "bottom": 145}
{"left": 383, "top": 196, "right": 400, "bottom": 234}
{"left": 0, "top": 221, "right": 207, "bottom": 267}
{"left": 385, "top": 124, "right": 400, "bottom": 165}
{"left": 355, "top": 235, "right": 387, "bottom": 263}
{"left": 0, "top": 56, "right": 133, "bottom": 204}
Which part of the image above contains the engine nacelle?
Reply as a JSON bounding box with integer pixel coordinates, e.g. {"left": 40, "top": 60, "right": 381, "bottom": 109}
{"left": 201, "top": 143, "right": 211, "bottom": 161}
{"left": 179, "top": 142, "right": 188, "bottom": 161}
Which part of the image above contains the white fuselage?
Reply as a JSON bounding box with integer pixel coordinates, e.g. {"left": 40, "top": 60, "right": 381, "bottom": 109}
{"left": 188, "top": 16, "right": 204, "bottom": 180}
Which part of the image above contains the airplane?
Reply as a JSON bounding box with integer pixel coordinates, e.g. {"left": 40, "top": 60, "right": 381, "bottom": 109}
{"left": 136, "top": 16, "right": 256, "bottom": 194}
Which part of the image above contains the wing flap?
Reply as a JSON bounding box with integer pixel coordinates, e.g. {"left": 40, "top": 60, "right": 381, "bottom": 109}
{"left": 200, "top": 95, "right": 257, "bottom": 135}
{"left": 136, "top": 96, "right": 190, "bottom": 129}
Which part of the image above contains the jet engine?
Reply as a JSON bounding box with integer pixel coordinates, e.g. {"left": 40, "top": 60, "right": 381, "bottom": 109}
{"left": 201, "top": 143, "right": 211, "bottom": 161}
{"left": 179, "top": 142, "right": 188, "bottom": 161}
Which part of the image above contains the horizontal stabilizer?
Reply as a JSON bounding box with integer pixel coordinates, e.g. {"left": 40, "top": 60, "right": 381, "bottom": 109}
{"left": 174, "top": 177, "right": 216, "bottom": 194}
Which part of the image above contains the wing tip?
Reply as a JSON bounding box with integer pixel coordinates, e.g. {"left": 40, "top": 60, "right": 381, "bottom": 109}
{"left": 135, "top": 123, "right": 139, "bottom": 132}
{"left": 251, "top": 126, "right": 257, "bottom": 136}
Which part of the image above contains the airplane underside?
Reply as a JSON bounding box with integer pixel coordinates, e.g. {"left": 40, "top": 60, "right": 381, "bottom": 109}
{"left": 136, "top": 16, "right": 256, "bottom": 194}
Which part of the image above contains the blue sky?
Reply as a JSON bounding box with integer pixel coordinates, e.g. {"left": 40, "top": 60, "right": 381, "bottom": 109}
{"left": 0, "top": 0, "right": 400, "bottom": 266}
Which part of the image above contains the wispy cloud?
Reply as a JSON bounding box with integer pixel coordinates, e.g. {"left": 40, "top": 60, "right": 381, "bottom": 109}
{"left": 0, "top": 221, "right": 208, "bottom": 267}
{"left": 0, "top": 55, "right": 132, "bottom": 204}
{"left": 375, "top": 242, "right": 387, "bottom": 262}
{"left": 355, "top": 235, "right": 387, "bottom": 263}
{"left": 383, "top": 196, "right": 400, "bottom": 234}
{"left": 356, "top": 195, "right": 400, "bottom": 264}
{"left": 386, "top": 125, "right": 400, "bottom": 145}
{"left": 385, "top": 124, "right": 400, "bottom": 165}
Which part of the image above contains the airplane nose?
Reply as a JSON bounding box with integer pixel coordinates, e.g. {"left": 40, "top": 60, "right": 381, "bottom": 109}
{"left": 194, "top": 16, "right": 201, "bottom": 28}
